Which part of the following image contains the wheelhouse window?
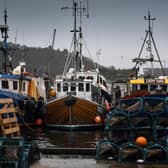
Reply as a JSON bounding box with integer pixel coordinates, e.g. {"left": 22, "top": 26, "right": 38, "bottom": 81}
{"left": 160, "top": 85, "right": 167, "bottom": 91}
{"left": 100, "top": 77, "right": 102, "bottom": 84}
{"left": 86, "top": 83, "right": 90, "bottom": 92}
{"left": 86, "top": 76, "right": 93, "bottom": 80}
{"left": 71, "top": 83, "right": 76, "bottom": 92}
{"left": 23, "top": 82, "right": 26, "bottom": 91}
{"left": 132, "top": 84, "right": 138, "bottom": 91}
{"left": 78, "top": 83, "right": 84, "bottom": 91}
{"left": 150, "top": 84, "right": 157, "bottom": 91}
{"left": 13, "top": 81, "right": 18, "bottom": 90}
{"left": 63, "top": 83, "right": 68, "bottom": 92}
{"left": 57, "top": 83, "right": 61, "bottom": 92}
{"left": 140, "top": 84, "right": 148, "bottom": 90}
{"left": 2, "top": 80, "right": 9, "bottom": 89}
{"left": 79, "top": 76, "right": 85, "bottom": 80}
{"left": 103, "top": 80, "right": 107, "bottom": 87}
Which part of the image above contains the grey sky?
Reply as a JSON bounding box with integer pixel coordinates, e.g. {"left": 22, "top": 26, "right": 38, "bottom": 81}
{"left": 0, "top": 0, "right": 168, "bottom": 69}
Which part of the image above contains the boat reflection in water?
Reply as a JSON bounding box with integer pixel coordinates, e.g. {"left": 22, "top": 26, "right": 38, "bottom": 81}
{"left": 23, "top": 128, "right": 106, "bottom": 149}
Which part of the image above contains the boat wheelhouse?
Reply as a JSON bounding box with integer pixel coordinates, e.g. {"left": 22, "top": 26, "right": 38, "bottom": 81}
{"left": 125, "top": 76, "right": 168, "bottom": 98}
{"left": 55, "top": 79, "right": 92, "bottom": 99}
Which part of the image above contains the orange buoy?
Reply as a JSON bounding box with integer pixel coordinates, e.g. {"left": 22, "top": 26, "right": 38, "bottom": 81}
{"left": 95, "top": 116, "right": 102, "bottom": 123}
{"left": 136, "top": 136, "right": 147, "bottom": 146}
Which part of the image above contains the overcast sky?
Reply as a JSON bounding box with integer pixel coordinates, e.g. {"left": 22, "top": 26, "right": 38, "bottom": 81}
{"left": 0, "top": 0, "right": 168, "bottom": 69}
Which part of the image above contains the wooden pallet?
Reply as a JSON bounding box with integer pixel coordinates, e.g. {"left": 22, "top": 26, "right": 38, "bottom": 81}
{"left": 0, "top": 98, "right": 20, "bottom": 137}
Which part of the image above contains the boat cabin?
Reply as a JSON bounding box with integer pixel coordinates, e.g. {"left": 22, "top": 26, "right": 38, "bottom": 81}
{"left": 60, "top": 68, "right": 108, "bottom": 90}
{"left": 0, "top": 74, "right": 30, "bottom": 97}
{"left": 129, "top": 76, "right": 168, "bottom": 95}
{"left": 0, "top": 74, "right": 48, "bottom": 102}
{"left": 55, "top": 79, "right": 92, "bottom": 100}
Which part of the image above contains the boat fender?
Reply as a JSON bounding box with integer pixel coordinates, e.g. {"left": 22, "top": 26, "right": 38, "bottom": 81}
{"left": 105, "top": 100, "right": 110, "bottom": 112}
{"left": 35, "top": 118, "right": 43, "bottom": 126}
{"left": 95, "top": 116, "right": 102, "bottom": 123}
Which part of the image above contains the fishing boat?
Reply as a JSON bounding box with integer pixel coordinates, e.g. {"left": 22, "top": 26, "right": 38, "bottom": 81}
{"left": 0, "top": 9, "right": 55, "bottom": 126}
{"left": 123, "top": 12, "right": 167, "bottom": 99}
{"left": 45, "top": 0, "right": 110, "bottom": 129}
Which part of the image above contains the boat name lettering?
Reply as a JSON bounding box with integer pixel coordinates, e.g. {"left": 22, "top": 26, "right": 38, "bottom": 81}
{"left": 145, "top": 79, "right": 164, "bottom": 84}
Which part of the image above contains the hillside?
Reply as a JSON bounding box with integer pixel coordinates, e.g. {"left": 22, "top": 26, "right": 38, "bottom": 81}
{"left": 0, "top": 43, "right": 131, "bottom": 81}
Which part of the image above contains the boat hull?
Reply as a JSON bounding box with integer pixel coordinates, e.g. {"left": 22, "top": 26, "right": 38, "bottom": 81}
{"left": 45, "top": 95, "right": 106, "bottom": 129}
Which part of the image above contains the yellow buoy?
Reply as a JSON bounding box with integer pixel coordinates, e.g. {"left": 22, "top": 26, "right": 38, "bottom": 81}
{"left": 136, "top": 136, "right": 147, "bottom": 146}
{"left": 49, "top": 88, "right": 56, "bottom": 97}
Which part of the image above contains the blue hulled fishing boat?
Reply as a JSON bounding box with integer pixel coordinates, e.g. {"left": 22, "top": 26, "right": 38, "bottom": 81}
{"left": 0, "top": 9, "right": 54, "bottom": 126}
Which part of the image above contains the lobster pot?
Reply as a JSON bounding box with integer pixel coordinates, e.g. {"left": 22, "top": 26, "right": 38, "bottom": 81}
{"left": 159, "top": 135, "right": 168, "bottom": 147}
{"left": 155, "top": 128, "right": 168, "bottom": 143}
{"left": 143, "top": 97, "right": 165, "bottom": 119}
{"left": 144, "top": 144, "right": 168, "bottom": 162}
{"left": 105, "top": 111, "right": 130, "bottom": 130}
{"left": 132, "top": 128, "right": 154, "bottom": 142}
{"left": 118, "top": 143, "right": 144, "bottom": 162}
{"left": 130, "top": 112, "right": 153, "bottom": 128}
{"left": 107, "top": 130, "right": 131, "bottom": 145}
{"left": 96, "top": 139, "right": 118, "bottom": 160}
{"left": 155, "top": 114, "right": 168, "bottom": 128}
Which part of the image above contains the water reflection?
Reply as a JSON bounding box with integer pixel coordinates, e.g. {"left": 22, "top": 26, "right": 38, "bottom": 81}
{"left": 22, "top": 128, "right": 168, "bottom": 168}
{"left": 22, "top": 127, "right": 107, "bottom": 148}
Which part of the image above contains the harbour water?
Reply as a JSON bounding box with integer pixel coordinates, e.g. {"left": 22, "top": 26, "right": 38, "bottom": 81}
{"left": 21, "top": 127, "right": 168, "bottom": 168}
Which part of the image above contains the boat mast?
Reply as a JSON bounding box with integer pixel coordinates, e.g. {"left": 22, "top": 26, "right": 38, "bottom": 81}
{"left": 73, "top": 0, "right": 78, "bottom": 73}
{"left": 78, "top": 0, "right": 89, "bottom": 72}
{"left": 62, "top": 0, "right": 89, "bottom": 77}
{"left": 0, "top": 8, "right": 9, "bottom": 73}
{"left": 132, "top": 11, "right": 165, "bottom": 77}
{"left": 79, "top": 0, "right": 83, "bottom": 72}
